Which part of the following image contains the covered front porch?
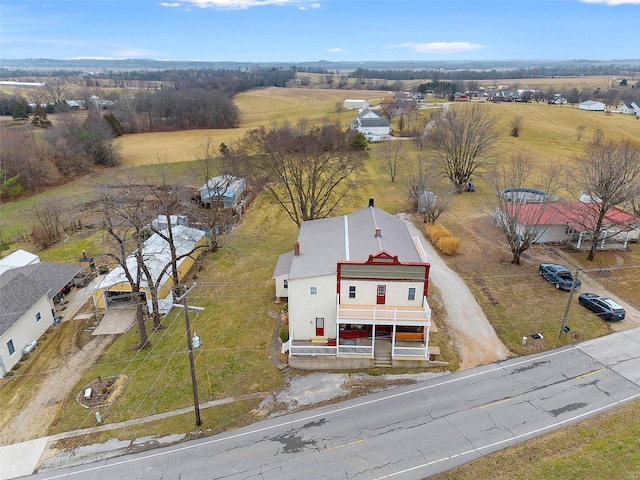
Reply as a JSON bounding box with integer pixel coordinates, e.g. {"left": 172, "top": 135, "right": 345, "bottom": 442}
{"left": 284, "top": 298, "right": 436, "bottom": 365}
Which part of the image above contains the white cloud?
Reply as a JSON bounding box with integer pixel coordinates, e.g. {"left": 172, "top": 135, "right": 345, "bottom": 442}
{"left": 393, "top": 41, "right": 485, "bottom": 55}
{"left": 182, "top": 0, "right": 313, "bottom": 9}
{"left": 580, "top": 0, "right": 640, "bottom": 4}
{"left": 299, "top": 3, "right": 320, "bottom": 10}
{"left": 159, "top": 2, "right": 181, "bottom": 6}
{"left": 69, "top": 56, "right": 117, "bottom": 60}
{"left": 113, "top": 48, "right": 159, "bottom": 58}
{"left": 329, "top": 47, "right": 345, "bottom": 53}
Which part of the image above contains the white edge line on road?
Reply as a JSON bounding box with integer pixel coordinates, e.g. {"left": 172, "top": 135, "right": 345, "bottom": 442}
{"left": 37, "top": 345, "right": 592, "bottom": 479}
{"left": 373, "top": 392, "right": 640, "bottom": 479}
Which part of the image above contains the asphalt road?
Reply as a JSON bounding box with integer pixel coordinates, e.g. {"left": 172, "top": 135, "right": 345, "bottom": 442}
{"left": 28, "top": 327, "right": 640, "bottom": 480}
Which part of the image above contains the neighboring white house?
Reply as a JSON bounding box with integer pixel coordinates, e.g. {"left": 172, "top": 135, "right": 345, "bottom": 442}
{"left": 350, "top": 109, "right": 391, "bottom": 137}
{"left": 93, "top": 225, "right": 207, "bottom": 313}
{"left": 548, "top": 94, "right": 567, "bottom": 105}
{"left": 0, "top": 249, "right": 40, "bottom": 275}
{"left": 343, "top": 99, "right": 369, "bottom": 110}
{"left": 579, "top": 100, "right": 606, "bottom": 111}
{"left": 273, "top": 200, "right": 437, "bottom": 370}
{"left": 0, "top": 262, "right": 81, "bottom": 377}
{"left": 617, "top": 101, "right": 640, "bottom": 115}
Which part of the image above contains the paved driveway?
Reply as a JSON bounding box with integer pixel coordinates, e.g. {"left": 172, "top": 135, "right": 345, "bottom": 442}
{"left": 91, "top": 308, "right": 136, "bottom": 335}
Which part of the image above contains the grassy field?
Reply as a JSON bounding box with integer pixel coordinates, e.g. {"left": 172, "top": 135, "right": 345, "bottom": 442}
{"left": 116, "top": 88, "right": 392, "bottom": 166}
{"left": 1, "top": 83, "right": 640, "bottom": 474}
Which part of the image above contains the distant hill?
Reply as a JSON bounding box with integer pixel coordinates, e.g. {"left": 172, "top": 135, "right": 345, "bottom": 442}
{"left": 1, "top": 58, "right": 639, "bottom": 72}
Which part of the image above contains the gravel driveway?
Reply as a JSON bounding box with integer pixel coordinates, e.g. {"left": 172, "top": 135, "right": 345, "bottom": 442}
{"left": 400, "top": 215, "right": 511, "bottom": 369}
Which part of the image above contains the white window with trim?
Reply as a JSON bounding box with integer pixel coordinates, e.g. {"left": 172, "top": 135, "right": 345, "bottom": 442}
{"left": 283, "top": 279, "right": 288, "bottom": 289}
{"left": 408, "top": 287, "right": 416, "bottom": 301}
{"left": 7, "top": 339, "right": 15, "bottom": 356}
{"left": 348, "top": 285, "right": 356, "bottom": 299}
{"left": 36, "top": 311, "right": 42, "bottom": 322}
{"left": 309, "top": 286, "right": 318, "bottom": 295}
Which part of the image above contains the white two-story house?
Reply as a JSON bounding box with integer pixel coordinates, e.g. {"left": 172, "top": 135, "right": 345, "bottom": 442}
{"left": 273, "top": 200, "right": 435, "bottom": 370}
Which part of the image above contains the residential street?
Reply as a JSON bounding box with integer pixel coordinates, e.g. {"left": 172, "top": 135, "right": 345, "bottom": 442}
{"left": 23, "top": 326, "right": 640, "bottom": 480}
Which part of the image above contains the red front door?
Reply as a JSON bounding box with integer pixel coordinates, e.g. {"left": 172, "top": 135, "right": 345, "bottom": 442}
{"left": 315, "top": 317, "right": 324, "bottom": 336}
{"left": 376, "top": 285, "right": 386, "bottom": 305}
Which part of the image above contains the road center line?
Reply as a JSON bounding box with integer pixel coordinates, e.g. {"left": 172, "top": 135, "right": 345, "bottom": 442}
{"left": 577, "top": 367, "right": 606, "bottom": 379}
{"left": 479, "top": 398, "right": 511, "bottom": 409}
{"left": 37, "top": 345, "right": 584, "bottom": 479}
{"left": 324, "top": 439, "right": 363, "bottom": 452}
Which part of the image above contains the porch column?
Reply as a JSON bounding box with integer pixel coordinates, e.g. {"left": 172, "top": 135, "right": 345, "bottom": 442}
{"left": 391, "top": 323, "right": 396, "bottom": 359}
{"left": 577, "top": 232, "right": 583, "bottom": 249}
{"left": 424, "top": 323, "right": 431, "bottom": 359}
{"left": 623, "top": 231, "right": 629, "bottom": 248}
{"left": 371, "top": 324, "right": 376, "bottom": 358}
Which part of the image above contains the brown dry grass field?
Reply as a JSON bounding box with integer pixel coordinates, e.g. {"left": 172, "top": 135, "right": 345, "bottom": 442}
{"left": 1, "top": 79, "right": 640, "bottom": 477}
{"left": 116, "top": 88, "right": 391, "bottom": 166}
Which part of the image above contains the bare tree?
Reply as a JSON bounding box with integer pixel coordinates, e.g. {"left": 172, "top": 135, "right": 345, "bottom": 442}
{"left": 576, "top": 125, "right": 586, "bottom": 141}
{"left": 379, "top": 140, "right": 404, "bottom": 182}
{"left": 99, "top": 182, "right": 152, "bottom": 349}
{"left": 237, "top": 123, "right": 367, "bottom": 226}
{"left": 593, "top": 128, "right": 605, "bottom": 145}
{"left": 43, "top": 78, "right": 70, "bottom": 110}
{"left": 571, "top": 138, "right": 640, "bottom": 261}
{"left": 195, "top": 139, "right": 240, "bottom": 249}
{"left": 406, "top": 154, "right": 451, "bottom": 223}
{"left": 33, "top": 199, "right": 63, "bottom": 246}
{"left": 428, "top": 104, "right": 500, "bottom": 192}
{"left": 510, "top": 115, "right": 523, "bottom": 137}
{"left": 379, "top": 97, "right": 396, "bottom": 121}
{"left": 489, "top": 153, "right": 561, "bottom": 264}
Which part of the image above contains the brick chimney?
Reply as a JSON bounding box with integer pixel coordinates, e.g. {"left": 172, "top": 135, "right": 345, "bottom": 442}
{"left": 368, "top": 198, "right": 375, "bottom": 207}
{"left": 294, "top": 241, "right": 300, "bottom": 255}
{"left": 375, "top": 228, "right": 382, "bottom": 237}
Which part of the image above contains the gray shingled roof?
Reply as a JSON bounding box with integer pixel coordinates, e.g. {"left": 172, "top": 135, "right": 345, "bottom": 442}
{"left": 286, "top": 205, "right": 420, "bottom": 280}
{"left": 0, "top": 262, "right": 81, "bottom": 336}
{"left": 0, "top": 262, "right": 81, "bottom": 298}
{"left": 0, "top": 273, "right": 51, "bottom": 336}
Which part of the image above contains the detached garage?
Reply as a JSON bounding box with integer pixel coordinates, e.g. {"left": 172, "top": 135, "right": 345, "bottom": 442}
{"left": 579, "top": 100, "right": 606, "bottom": 111}
{"left": 93, "top": 225, "right": 206, "bottom": 314}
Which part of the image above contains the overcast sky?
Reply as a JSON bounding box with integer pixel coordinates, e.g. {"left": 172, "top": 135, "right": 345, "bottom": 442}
{"left": 1, "top": 0, "right": 639, "bottom": 62}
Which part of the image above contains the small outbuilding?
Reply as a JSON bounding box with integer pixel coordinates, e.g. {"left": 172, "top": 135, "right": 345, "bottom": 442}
{"left": 198, "top": 175, "right": 246, "bottom": 210}
{"left": 579, "top": 100, "right": 606, "bottom": 111}
{"left": 343, "top": 99, "right": 369, "bottom": 110}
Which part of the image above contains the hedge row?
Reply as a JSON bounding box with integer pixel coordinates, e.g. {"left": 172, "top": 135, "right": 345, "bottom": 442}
{"left": 424, "top": 224, "right": 460, "bottom": 256}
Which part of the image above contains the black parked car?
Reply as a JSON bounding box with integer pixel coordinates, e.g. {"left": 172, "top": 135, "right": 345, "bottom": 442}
{"left": 538, "top": 263, "right": 581, "bottom": 290}
{"left": 578, "top": 293, "right": 626, "bottom": 322}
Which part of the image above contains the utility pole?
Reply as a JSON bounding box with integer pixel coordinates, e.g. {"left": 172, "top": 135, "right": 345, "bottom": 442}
{"left": 174, "top": 284, "right": 203, "bottom": 426}
{"left": 558, "top": 269, "right": 580, "bottom": 339}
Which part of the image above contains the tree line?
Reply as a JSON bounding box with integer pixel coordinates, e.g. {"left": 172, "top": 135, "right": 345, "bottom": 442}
{"left": 348, "top": 65, "right": 639, "bottom": 81}
{"left": 0, "top": 110, "right": 120, "bottom": 200}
